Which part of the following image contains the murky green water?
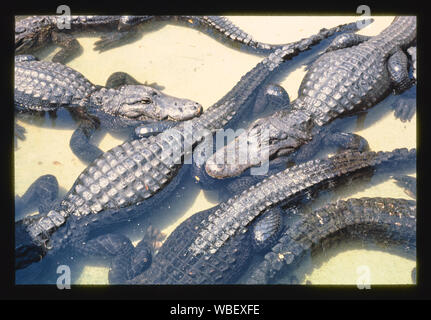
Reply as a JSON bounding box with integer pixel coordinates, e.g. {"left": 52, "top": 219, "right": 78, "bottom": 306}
{"left": 15, "top": 16, "right": 416, "bottom": 285}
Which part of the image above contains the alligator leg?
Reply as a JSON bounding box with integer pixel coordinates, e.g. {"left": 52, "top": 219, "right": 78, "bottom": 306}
{"left": 15, "top": 174, "right": 59, "bottom": 220}
{"left": 94, "top": 29, "right": 140, "bottom": 53}
{"left": 50, "top": 31, "right": 83, "bottom": 64}
{"left": 322, "top": 131, "right": 370, "bottom": 153}
{"left": 252, "top": 207, "right": 284, "bottom": 251}
{"left": 69, "top": 118, "right": 103, "bottom": 164}
{"left": 391, "top": 48, "right": 417, "bottom": 122}
{"left": 293, "top": 128, "right": 369, "bottom": 163}
{"left": 388, "top": 50, "right": 415, "bottom": 94}
{"left": 252, "top": 84, "right": 290, "bottom": 118}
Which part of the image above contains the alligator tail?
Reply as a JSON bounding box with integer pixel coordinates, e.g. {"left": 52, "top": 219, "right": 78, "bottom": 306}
{"left": 244, "top": 197, "right": 416, "bottom": 284}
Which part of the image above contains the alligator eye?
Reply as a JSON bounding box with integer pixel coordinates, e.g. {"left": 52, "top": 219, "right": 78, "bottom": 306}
{"left": 141, "top": 97, "right": 152, "bottom": 104}
{"left": 151, "top": 91, "right": 158, "bottom": 96}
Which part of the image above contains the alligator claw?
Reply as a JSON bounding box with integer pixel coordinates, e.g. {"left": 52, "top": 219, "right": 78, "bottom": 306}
{"left": 15, "top": 123, "right": 27, "bottom": 141}
{"left": 94, "top": 32, "right": 133, "bottom": 52}
{"left": 392, "top": 97, "right": 416, "bottom": 122}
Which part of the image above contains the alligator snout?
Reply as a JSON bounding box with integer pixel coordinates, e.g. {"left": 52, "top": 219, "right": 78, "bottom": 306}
{"left": 168, "top": 101, "right": 203, "bottom": 121}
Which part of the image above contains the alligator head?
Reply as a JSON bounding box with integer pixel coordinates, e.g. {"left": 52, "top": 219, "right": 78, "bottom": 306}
{"left": 15, "top": 219, "right": 46, "bottom": 270}
{"left": 94, "top": 85, "right": 203, "bottom": 122}
{"left": 15, "top": 16, "right": 53, "bottom": 54}
{"left": 205, "top": 110, "right": 311, "bottom": 179}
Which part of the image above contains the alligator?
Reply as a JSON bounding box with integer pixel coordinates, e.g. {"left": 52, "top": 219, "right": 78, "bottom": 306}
{"left": 16, "top": 15, "right": 308, "bottom": 64}
{"left": 205, "top": 16, "right": 417, "bottom": 179}
{"left": 119, "top": 148, "right": 415, "bottom": 284}
{"left": 15, "top": 20, "right": 373, "bottom": 272}
{"left": 14, "top": 54, "right": 202, "bottom": 163}
{"left": 243, "top": 196, "right": 416, "bottom": 284}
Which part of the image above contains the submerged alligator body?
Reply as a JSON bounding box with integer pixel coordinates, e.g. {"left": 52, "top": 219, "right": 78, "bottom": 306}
{"left": 205, "top": 16, "right": 417, "bottom": 179}
{"left": 16, "top": 15, "right": 300, "bottom": 64}
{"left": 243, "top": 197, "right": 416, "bottom": 284}
{"left": 15, "top": 20, "right": 371, "bottom": 271}
{"left": 123, "top": 148, "right": 415, "bottom": 284}
{"left": 14, "top": 55, "right": 202, "bottom": 163}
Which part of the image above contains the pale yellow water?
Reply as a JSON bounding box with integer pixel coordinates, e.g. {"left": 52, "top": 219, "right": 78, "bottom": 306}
{"left": 14, "top": 16, "right": 416, "bottom": 285}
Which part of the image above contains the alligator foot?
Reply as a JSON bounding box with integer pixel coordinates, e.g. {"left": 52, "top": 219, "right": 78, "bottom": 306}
{"left": 392, "top": 96, "right": 416, "bottom": 122}
{"left": 94, "top": 30, "right": 137, "bottom": 53}
{"left": 15, "top": 174, "right": 59, "bottom": 220}
{"left": 80, "top": 226, "right": 165, "bottom": 284}
{"left": 51, "top": 31, "right": 83, "bottom": 64}
{"left": 111, "top": 226, "right": 165, "bottom": 284}
{"left": 15, "top": 122, "right": 26, "bottom": 141}
{"left": 77, "top": 233, "right": 137, "bottom": 284}
{"left": 69, "top": 118, "right": 103, "bottom": 164}
{"left": 252, "top": 84, "right": 290, "bottom": 118}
